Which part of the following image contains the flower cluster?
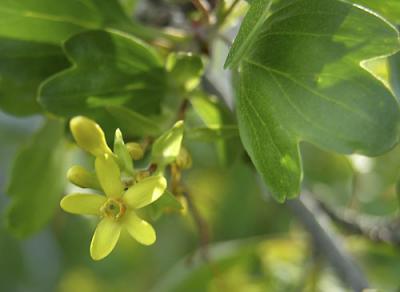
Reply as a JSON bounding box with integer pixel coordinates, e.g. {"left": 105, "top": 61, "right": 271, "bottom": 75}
{"left": 60, "top": 116, "right": 184, "bottom": 260}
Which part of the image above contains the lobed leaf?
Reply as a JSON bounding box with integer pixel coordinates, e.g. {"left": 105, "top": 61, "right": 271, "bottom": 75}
{"left": 39, "top": 30, "right": 166, "bottom": 117}
{"left": 0, "top": 39, "right": 68, "bottom": 116}
{"left": 229, "top": 0, "right": 400, "bottom": 201}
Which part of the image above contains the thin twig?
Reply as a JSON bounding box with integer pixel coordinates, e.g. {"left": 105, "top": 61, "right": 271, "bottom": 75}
{"left": 182, "top": 190, "right": 210, "bottom": 261}
{"left": 218, "top": 0, "right": 241, "bottom": 27}
{"left": 177, "top": 98, "right": 190, "bottom": 121}
{"left": 316, "top": 198, "right": 400, "bottom": 246}
{"left": 192, "top": 0, "right": 212, "bottom": 24}
{"left": 284, "top": 191, "right": 370, "bottom": 291}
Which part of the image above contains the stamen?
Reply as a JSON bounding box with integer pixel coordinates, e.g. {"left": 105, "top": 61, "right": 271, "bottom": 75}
{"left": 101, "top": 198, "right": 126, "bottom": 220}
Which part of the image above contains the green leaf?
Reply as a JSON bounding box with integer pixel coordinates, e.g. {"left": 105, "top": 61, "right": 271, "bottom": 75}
{"left": 0, "top": 0, "right": 135, "bottom": 44}
{"left": 0, "top": 39, "right": 69, "bottom": 116}
{"left": 0, "top": 0, "right": 142, "bottom": 116}
{"left": 352, "top": 0, "right": 400, "bottom": 24}
{"left": 224, "top": 0, "right": 272, "bottom": 69}
{"left": 231, "top": 0, "right": 400, "bottom": 201}
{"left": 190, "top": 93, "right": 242, "bottom": 166}
{"left": 107, "top": 106, "right": 162, "bottom": 137}
{"left": 152, "top": 239, "right": 262, "bottom": 292}
{"left": 5, "top": 119, "right": 66, "bottom": 237}
{"left": 146, "top": 190, "right": 183, "bottom": 220}
{"left": 166, "top": 52, "right": 204, "bottom": 92}
{"left": 39, "top": 29, "right": 166, "bottom": 117}
{"left": 151, "top": 121, "right": 184, "bottom": 166}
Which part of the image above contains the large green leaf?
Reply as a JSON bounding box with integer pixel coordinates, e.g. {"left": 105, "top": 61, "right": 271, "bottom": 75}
{"left": 107, "top": 106, "right": 162, "bottom": 137}
{"left": 0, "top": 39, "right": 68, "bottom": 116}
{"left": 350, "top": 1, "right": 400, "bottom": 103}
{"left": 0, "top": 0, "right": 134, "bottom": 44}
{"left": 224, "top": 0, "right": 272, "bottom": 69}
{"left": 5, "top": 119, "right": 66, "bottom": 237}
{"left": 39, "top": 30, "right": 166, "bottom": 117}
{"left": 352, "top": 0, "right": 400, "bottom": 24}
{"left": 230, "top": 0, "right": 400, "bottom": 201}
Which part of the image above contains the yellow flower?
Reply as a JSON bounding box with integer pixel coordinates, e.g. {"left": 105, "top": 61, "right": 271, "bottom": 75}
{"left": 60, "top": 154, "right": 167, "bottom": 260}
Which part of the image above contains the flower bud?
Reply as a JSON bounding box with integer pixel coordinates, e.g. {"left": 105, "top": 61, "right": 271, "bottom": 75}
{"left": 176, "top": 147, "right": 192, "bottom": 169}
{"left": 113, "top": 129, "right": 134, "bottom": 175}
{"left": 67, "top": 165, "right": 100, "bottom": 189}
{"left": 126, "top": 142, "right": 144, "bottom": 160}
{"left": 70, "top": 116, "right": 112, "bottom": 157}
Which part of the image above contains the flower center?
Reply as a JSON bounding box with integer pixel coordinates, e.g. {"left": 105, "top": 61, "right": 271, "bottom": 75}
{"left": 101, "top": 198, "right": 126, "bottom": 220}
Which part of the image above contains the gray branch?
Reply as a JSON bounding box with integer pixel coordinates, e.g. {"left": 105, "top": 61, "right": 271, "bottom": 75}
{"left": 285, "top": 192, "right": 369, "bottom": 291}
{"left": 316, "top": 198, "right": 400, "bottom": 245}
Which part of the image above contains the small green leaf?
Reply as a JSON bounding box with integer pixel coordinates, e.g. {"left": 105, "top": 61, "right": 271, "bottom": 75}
{"left": 0, "top": 39, "right": 68, "bottom": 116}
{"left": 113, "top": 128, "right": 134, "bottom": 175}
{"left": 146, "top": 190, "right": 183, "bottom": 220}
{"left": 224, "top": 0, "right": 272, "bottom": 69}
{"left": 39, "top": 29, "right": 166, "bottom": 117}
{"left": 231, "top": 0, "right": 400, "bottom": 201}
{"left": 107, "top": 106, "right": 162, "bottom": 137}
{"left": 166, "top": 52, "right": 204, "bottom": 92}
{"left": 151, "top": 121, "right": 184, "bottom": 166}
{"left": 6, "top": 119, "right": 66, "bottom": 237}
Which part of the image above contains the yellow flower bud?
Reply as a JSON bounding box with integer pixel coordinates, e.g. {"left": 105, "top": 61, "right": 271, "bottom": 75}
{"left": 176, "top": 147, "right": 192, "bottom": 169}
{"left": 126, "top": 142, "right": 144, "bottom": 160}
{"left": 67, "top": 165, "right": 101, "bottom": 189}
{"left": 70, "top": 116, "right": 112, "bottom": 157}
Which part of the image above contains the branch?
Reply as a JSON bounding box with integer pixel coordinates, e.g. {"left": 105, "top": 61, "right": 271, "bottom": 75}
{"left": 192, "top": 0, "right": 212, "bottom": 24}
{"left": 217, "top": 0, "right": 241, "bottom": 27}
{"left": 316, "top": 198, "right": 400, "bottom": 245}
{"left": 284, "top": 191, "right": 369, "bottom": 291}
{"left": 182, "top": 190, "right": 210, "bottom": 261}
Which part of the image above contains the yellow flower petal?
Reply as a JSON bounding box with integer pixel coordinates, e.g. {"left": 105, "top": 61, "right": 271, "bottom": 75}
{"left": 123, "top": 175, "right": 167, "bottom": 209}
{"left": 123, "top": 212, "right": 156, "bottom": 245}
{"left": 70, "top": 116, "right": 112, "bottom": 157}
{"left": 95, "top": 154, "right": 124, "bottom": 197}
{"left": 90, "top": 218, "right": 121, "bottom": 260}
{"left": 60, "top": 193, "right": 106, "bottom": 215}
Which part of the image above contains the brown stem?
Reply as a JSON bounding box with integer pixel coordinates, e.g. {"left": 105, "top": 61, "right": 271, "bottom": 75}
{"left": 182, "top": 190, "right": 210, "bottom": 261}
{"left": 177, "top": 98, "right": 190, "bottom": 121}
{"left": 218, "top": 0, "right": 240, "bottom": 27}
{"left": 192, "top": 0, "right": 212, "bottom": 24}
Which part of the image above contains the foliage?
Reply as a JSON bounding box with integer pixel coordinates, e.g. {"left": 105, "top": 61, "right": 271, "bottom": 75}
{"left": 0, "top": 0, "right": 400, "bottom": 291}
